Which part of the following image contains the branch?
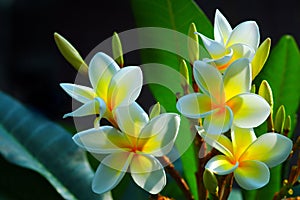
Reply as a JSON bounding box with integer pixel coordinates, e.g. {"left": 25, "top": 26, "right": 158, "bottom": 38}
{"left": 161, "top": 156, "right": 194, "bottom": 200}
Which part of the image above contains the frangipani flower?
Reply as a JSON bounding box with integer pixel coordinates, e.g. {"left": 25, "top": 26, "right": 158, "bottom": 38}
{"left": 72, "top": 104, "right": 180, "bottom": 194}
{"left": 198, "top": 126, "right": 293, "bottom": 190}
{"left": 176, "top": 58, "right": 270, "bottom": 134}
{"left": 196, "top": 9, "right": 260, "bottom": 71}
{"left": 60, "top": 52, "right": 143, "bottom": 126}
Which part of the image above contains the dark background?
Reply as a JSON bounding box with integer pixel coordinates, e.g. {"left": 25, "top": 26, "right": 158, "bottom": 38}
{"left": 0, "top": 0, "right": 299, "bottom": 198}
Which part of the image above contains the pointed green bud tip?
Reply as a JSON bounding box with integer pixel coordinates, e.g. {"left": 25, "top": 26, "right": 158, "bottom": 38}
{"left": 203, "top": 169, "right": 218, "bottom": 195}
{"left": 250, "top": 84, "right": 256, "bottom": 93}
{"left": 180, "top": 59, "right": 190, "bottom": 85}
{"left": 54, "top": 32, "right": 88, "bottom": 73}
{"left": 251, "top": 37, "right": 271, "bottom": 80}
{"left": 274, "top": 105, "right": 286, "bottom": 133}
{"left": 149, "top": 102, "right": 161, "bottom": 119}
{"left": 258, "top": 80, "right": 274, "bottom": 109}
{"left": 284, "top": 115, "right": 291, "bottom": 134}
{"left": 188, "top": 22, "right": 199, "bottom": 63}
{"left": 112, "top": 32, "right": 124, "bottom": 67}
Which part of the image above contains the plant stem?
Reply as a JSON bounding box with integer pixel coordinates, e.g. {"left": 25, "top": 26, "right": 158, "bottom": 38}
{"left": 220, "top": 173, "right": 234, "bottom": 200}
{"left": 196, "top": 137, "right": 219, "bottom": 200}
{"left": 149, "top": 194, "right": 173, "bottom": 200}
{"left": 161, "top": 156, "right": 194, "bottom": 200}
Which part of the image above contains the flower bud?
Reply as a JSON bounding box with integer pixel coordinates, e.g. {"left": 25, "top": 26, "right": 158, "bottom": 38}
{"left": 188, "top": 23, "right": 199, "bottom": 63}
{"left": 54, "top": 32, "right": 88, "bottom": 73}
{"left": 258, "top": 80, "right": 274, "bottom": 109}
{"left": 203, "top": 169, "right": 218, "bottom": 195}
{"left": 275, "top": 105, "right": 286, "bottom": 133}
{"left": 112, "top": 32, "right": 124, "bottom": 67}
{"left": 149, "top": 102, "right": 161, "bottom": 119}
{"left": 251, "top": 38, "right": 271, "bottom": 79}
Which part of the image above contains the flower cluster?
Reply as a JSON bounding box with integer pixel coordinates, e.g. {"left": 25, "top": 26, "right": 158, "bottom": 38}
{"left": 61, "top": 52, "right": 180, "bottom": 194}
{"left": 177, "top": 10, "right": 292, "bottom": 190}
{"left": 59, "top": 9, "right": 293, "bottom": 197}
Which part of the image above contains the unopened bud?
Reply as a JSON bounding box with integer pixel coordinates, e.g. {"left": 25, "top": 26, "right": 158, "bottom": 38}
{"left": 188, "top": 23, "right": 199, "bottom": 63}
{"left": 274, "top": 105, "right": 286, "bottom": 133}
{"left": 54, "top": 32, "right": 88, "bottom": 73}
{"left": 251, "top": 38, "right": 271, "bottom": 79}
{"left": 203, "top": 169, "right": 218, "bottom": 195}
{"left": 112, "top": 32, "right": 124, "bottom": 67}
{"left": 149, "top": 102, "right": 161, "bottom": 119}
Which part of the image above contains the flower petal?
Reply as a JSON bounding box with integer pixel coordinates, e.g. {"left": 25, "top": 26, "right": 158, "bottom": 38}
{"left": 72, "top": 126, "right": 130, "bottom": 154}
{"left": 223, "top": 58, "right": 251, "bottom": 101}
{"left": 60, "top": 83, "right": 96, "bottom": 103}
{"left": 229, "top": 43, "right": 256, "bottom": 61}
{"left": 89, "top": 52, "right": 120, "bottom": 100}
{"left": 231, "top": 126, "right": 256, "bottom": 160}
{"left": 176, "top": 93, "right": 214, "bottom": 119}
{"left": 193, "top": 61, "right": 225, "bottom": 103}
{"left": 197, "top": 126, "right": 233, "bottom": 158}
{"left": 227, "top": 93, "right": 270, "bottom": 128}
{"left": 240, "top": 133, "right": 293, "bottom": 168}
{"left": 114, "top": 102, "right": 149, "bottom": 137}
{"left": 108, "top": 66, "right": 143, "bottom": 109}
{"left": 196, "top": 32, "right": 226, "bottom": 59}
{"left": 92, "top": 152, "right": 133, "bottom": 194}
{"left": 63, "top": 98, "right": 106, "bottom": 118}
{"left": 203, "top": 105, "right": 233, "bottom": 135}
{"left": 234, "top": 160, "right": 269, "bottom": 190}
{"left": 226, "top": 21, "right": 260, "bottom": 50}
{"left": 214, "top": 9, "right": 232, "bottom": 45}
{"left": 205, "top": 155, "right": 238, "bottom": 175}
{"left": 138, "top": 113, "right": 180, "bottom": 156}
{"left": 130, "top": 154, "right": 166, "bottom": 194}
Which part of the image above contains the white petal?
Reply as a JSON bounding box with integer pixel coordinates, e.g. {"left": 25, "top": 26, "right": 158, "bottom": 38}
{"left": 205, "top": 155, "right": 238, "bottom": 175}
{"left": 234, "top": 160, "right": 269, "bottom": 190}
{"left": 227, "top": 93, "right": 270, "bottom": 128}
{"left": 114, "top": 102, "right": 149, "bottom": 137}
{"left": 193, "top": 61, "right": 225, "bottom": 103}
{"left": 226, "top": 21, "right": 260, "bottom": 50}
{"left": 130, "top": 154, "right": 166, "bottom": 194}
{"left": 214, "top": 9, "right": 232, "bottom": 45}
{"left": 108, "top": 66, "right": 143, "bottom": 109}
{"left": 139, "top": 113, "right": 180, "bottom": 156}
{"left": 223, "top": 58, "right": 251, "bottom": 101}
{"left": 176, "top": 93, "right": 214, "bottom": 119}
{"left": 203, "top": 105, "right": 233, "bottom": 135}
{"left": 60, "top": 83, "right": 95, "bottom": 103}
{"left": 196, "top": 126, "right": 233, "bottom": 158}
{"left": 229, "top": 43, "right": 256, "bottom": 61}
{"left": 196, "top": 32, "right": 226, "bottom": 59}
{"left": 92, "top": 152, "right": 133, "bottom": 194}
{"left": 240, "top": 133, "right": 293, "bottom": 168}
{"left": 89, "top": 52, "right": 120, "bottom": 100}
{"left": 72, "top": 126, "right": 129, "bottom": 154}
{"left": 63, "top": 98, "right": 106, "bottom": 118}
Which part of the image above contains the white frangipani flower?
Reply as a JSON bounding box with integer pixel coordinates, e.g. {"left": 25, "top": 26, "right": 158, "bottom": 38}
{"left": 72, "top": 104, "right": 180, "bottom": 194}
{"left": 60, "top": 52, "right": 143, "bottom": 126}
{"left": 196, "top": 9, "right": 260, "bottom": 71}
{"left": 198, "top": 126, "right": 292, "bottom": 190}
{"left": 176, "top": 58, "right": 270, "bottom": 135}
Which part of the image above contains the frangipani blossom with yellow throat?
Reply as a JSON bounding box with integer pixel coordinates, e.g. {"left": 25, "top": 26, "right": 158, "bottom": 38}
{"left": 176, "top": 58, "right": 270, "bottom": 135}
{"left": 72, "top": 104, "right": 180, "bottom": 194}
{"left": 197, "top": 126, "right": 293, "bottom": 190}
{"left": 196, "top": 9, "right": 260, "bottom": 71}
{"left": 60, "top": 52, "right": 143, "bottom": 126}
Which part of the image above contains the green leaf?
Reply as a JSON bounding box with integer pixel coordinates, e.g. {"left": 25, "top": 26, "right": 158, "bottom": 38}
{"left": 0, "top": 91, "right": 112, "bottom": 200}
{"left": 253, "top": 35, "right": 300, "bottom": 199}
{"left": 131, "top": 1, "right": 213, "bottom": 198}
